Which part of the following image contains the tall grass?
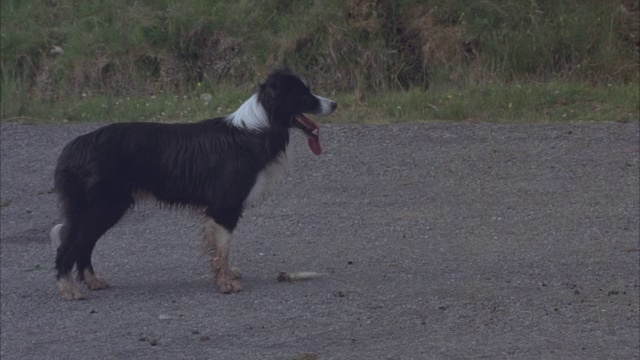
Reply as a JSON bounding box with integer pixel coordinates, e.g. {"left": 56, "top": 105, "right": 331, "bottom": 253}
{"left": 461, "top": 0, "right": 638, "bottom": 82}
{"left": 0, "top": 72, "right": 28, "bottom": 120}
{"left": 1, "top": 0, "right": 638, "bottom": 121}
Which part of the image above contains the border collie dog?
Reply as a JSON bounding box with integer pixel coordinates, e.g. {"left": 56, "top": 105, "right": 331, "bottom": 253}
{"left": 50, "top": 69, "right": 337, "bottom": 300}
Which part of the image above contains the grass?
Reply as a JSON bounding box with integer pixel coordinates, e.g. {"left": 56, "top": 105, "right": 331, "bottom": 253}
{"left": 4, "top": 82, "right": 638, "bottom": 124}
{"left": 3, "top": 85, "right": 249, "bottom": 123}
{"left": 1, "top": 0, "right": 638, "bottom": 123}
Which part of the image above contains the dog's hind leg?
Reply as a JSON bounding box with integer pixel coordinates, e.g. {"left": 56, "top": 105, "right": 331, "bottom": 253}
{"left": 74, "top": 187, "right": 131, "bottom": 291}
{"left": 54, "top": 168, "right": 89, "bottom": 300}
{"left": 203, "top": 216, "right": 242, "bottom": 294}
{"left": 54, "top": 184, "right": 131, "bottom": 300}
{"left": 54, "top": 222, "right": 85, "bottom": 300}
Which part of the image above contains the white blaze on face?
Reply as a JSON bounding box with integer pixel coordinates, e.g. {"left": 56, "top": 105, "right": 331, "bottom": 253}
{"left": 312, "top": 94, "right": 336, "bottom": 116}
{"left": 226, "top": 94, "right": 269, "bottom": 131}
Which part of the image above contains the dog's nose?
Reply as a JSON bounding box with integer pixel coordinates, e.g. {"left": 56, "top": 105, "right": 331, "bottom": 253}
{"left": 330, "top": 101, "right": 337, "bottom": 110}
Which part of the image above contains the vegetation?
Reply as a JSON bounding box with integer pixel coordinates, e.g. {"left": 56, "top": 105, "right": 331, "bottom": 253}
{"left": 1, "top": 0, "right": 638, "bottom": 123}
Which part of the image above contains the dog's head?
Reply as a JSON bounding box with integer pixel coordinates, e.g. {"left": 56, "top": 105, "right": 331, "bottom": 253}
{"left": 258, "top": 69, "right": 337, "bottom": 155}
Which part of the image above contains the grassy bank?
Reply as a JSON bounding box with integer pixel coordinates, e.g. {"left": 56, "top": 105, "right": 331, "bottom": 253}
{"left": 1, "top": 0, "right": 639, "bottom": 123}
{"left": 4, "top": 82, "right": 637, "bottom": 124}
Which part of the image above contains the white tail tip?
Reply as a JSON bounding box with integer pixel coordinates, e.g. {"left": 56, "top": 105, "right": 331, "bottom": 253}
{"left": 50, "top": 224, "right": 63, "bottom": 249}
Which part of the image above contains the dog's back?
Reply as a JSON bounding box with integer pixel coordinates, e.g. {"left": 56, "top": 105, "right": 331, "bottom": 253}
{"left": 55, "top": 121, "right": 272, "bottom": 205}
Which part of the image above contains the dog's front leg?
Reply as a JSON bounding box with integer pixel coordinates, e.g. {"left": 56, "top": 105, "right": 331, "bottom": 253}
{"left": 203, "top": 217, "right": 242, "bottom": 293}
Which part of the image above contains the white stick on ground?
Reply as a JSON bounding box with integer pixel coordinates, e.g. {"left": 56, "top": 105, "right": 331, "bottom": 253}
{"left": 277, "top": 271, "right": 324, "bottom": 282}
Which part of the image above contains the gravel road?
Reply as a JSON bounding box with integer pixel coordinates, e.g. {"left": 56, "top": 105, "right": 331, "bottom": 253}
{"left": 1, "top": 121, "right": 638, "bottom": 359}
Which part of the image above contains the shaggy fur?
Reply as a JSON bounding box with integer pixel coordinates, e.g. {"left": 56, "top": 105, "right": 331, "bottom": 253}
{"left": 51, "top": 69, "right": 336, "bottom": 300}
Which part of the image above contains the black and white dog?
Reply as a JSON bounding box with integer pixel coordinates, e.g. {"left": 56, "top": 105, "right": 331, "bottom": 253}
{"left": 50, "top": 69, "right": 337, "bottom": 300}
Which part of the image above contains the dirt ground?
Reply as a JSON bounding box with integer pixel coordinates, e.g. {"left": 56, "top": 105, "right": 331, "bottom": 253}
{"left": 1, "top": 122, "right": 638, "bottom": 359}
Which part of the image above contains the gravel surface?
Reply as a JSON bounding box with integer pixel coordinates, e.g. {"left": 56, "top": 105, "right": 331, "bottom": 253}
{"left": 1, "top": 122, "right": 639, "bottom": 359}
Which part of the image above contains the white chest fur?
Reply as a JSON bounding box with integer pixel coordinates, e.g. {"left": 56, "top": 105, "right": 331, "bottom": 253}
{"left": 243, "top": 151, "right": 289, "bottom": 208}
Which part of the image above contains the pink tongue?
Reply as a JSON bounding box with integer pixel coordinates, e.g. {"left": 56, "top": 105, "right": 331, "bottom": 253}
{"left": 296, "top": 114, "right": 322, "bottom": 155}
{"left": 308, "top": 136, "right": 322, "bottom": 155}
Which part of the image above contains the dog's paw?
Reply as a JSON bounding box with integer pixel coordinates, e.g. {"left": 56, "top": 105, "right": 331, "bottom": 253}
{"left": 57, "top": 277, "right": 86, "bottom": 301}
{"left": 217, "top": 280, "right": 242, "bottom": 293}
{"left": 216, "top": 276, "right": 242, "bottom": 294}
{"left": 231, "top": 267, "right": 242, "bottom": 280}
{"left": 83, "top": 271, "right": 111, "bottom": 290}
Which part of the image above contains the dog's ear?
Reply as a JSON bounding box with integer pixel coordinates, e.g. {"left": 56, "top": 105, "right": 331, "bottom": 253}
{"left": 258, "top": 72, "right": 285, "bottom": 112}
{"left": 262, "top": 70, "right": 289, "bottom": 98}
{"left": 260, "top": 77, "right": 280, "bottom": 102}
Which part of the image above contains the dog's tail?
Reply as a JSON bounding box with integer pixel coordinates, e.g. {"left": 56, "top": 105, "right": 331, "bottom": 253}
{"left": 50, "top": 224, "right": 64, "bottom": 250}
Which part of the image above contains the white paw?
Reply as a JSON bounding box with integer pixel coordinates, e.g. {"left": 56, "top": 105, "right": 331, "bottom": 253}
{"left": 231, "top": 267, "right": 242, "bottom": 280}
{"left": 57, "top": 277, "right": 85, "bottom": 301}
{"left": 83, "top": 270, "right": 111, "bottom": 290}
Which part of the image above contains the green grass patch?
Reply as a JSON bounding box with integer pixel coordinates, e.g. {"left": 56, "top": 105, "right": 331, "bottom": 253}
{"left": 330, "top": 82, "right": 639, "bottom": 123}
{"left": 4, "top": 83, "right": 637, "bottom": 124}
